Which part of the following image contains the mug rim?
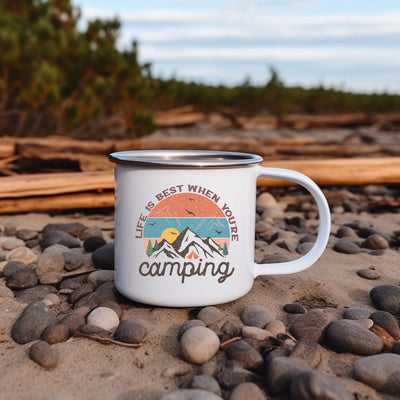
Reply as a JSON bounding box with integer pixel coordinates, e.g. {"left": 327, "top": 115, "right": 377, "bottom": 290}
{"left": 108, "top": 150, "right": 263, "bottom": 168}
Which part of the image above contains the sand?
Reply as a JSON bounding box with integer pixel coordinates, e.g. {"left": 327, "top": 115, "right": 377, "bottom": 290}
{"left": 0, "top": 200, "right": 399, "bottom": 400}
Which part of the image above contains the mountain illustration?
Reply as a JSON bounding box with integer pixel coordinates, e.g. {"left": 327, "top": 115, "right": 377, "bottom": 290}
{"left": 151, "top": 227, "right": 225, "bottom": 260}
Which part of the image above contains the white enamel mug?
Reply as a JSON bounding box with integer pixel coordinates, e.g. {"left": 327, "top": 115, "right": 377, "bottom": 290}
{"left": 109, "top": 150, "right": 330, "bottom": 307}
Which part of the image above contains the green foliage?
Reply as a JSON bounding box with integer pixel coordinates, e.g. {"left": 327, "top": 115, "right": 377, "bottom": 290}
{"left": 146, "top": 240, "right": 153, "bottom": 257}
{"left": 1, "top": 1, "right": 399, "bottom": 138}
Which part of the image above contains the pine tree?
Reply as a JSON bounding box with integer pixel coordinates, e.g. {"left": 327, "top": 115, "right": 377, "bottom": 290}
{"left": 146, "top": 240, "right": 153, "bottom": 257}
{"left": 154, "top": 240, "right": 159, "bottom": 251}
{"left": 223, "top": 243, "right": 228, "bottom": 256}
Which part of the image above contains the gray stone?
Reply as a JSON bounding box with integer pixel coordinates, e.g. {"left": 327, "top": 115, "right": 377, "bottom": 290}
{"left": 159, "top": 389, "right": 223, "bottom": 400}
{"left": 80, "top": 226, "right": 103, "bottom": 241}
{"left": 62, "top": 250, "right": 85, "bottom": 271}
{"left": 87, "top": 270, "right": 114, "bottom": 288}
{"left": 290, "top": 370, "right": 353, "bottom": 400}
{"left": 29, "top": 340, "right": 59, "bottom": 369}
{"left": 39, "top": 271, "right": 63, "bottom": 285}
{"left": 265, "top": 320, "right": 286, "bottom": 336}
{"left": 290, "top": 339, "right": 323, "bottom": 368}
{"left": 357, "top": 268, "right": 380, "bottom": 280}
{"left": 362, "top": 234, "right": 390, "bottom": 250}
{"left": 224, "top": 339, "right": 264, "bottom": 370}
{"left": 197, "top": 306, "right": 225, "bottom": 326}
{"left": 353, "top": 353, "right": 400, "bottom": 395}
{"left": 79, "top": 324, "right": 112, "bottom": 338}
{"left": 180, "top": 326, "right": 220, "bottom": 365}
{"left": 240, "top": 304, "right": 274, "bottom": 328}
{"left": 6, "top": 266, "right": 38, "bottom": 290}
{"left": 83, "top": 236, "right": 107, "bottom": 252}
{"left": 283, "top": 303, "right": 307, "bottom": 314}
{"left": 92, "top": 242, "right": 115, "bottom": 269}
{"left": 241, "top": 326, "right": 272, "bottom": 341}
{"left": 296, "top": 242, "right": 314, "bottom": 255}
{"left": 73, "top": 282, "right": 117, "bottom": 310}
{"left": 40, "top": 230, "right": 81, "bottom": 249}
{"left": 260, "top": 253, "right": 290, "bottom": 263}
{"left": 43, "top": 222, "right": 86, "bottom": 237}
{"left": 221, "top": 319, "right": 242, "bottom": 338}
{"left": 187, "top": 375, "right": 221, "bottom": 396}
{"left": 229, "top": 382, "right": 266, "bottom": 400}
{"left": 11, "top": 301, "right": 56, "bottom": 344}
{"left": 326, "top": 319, "right": 384, "bottom": 355}
{"left": 336, "top": 226, "right": 357, "bottom": 238}
{"left": 333, "top": 239, "right": 361, "bottom": 254}
{"left": 370, "top": 310, "right": 400, "bottom": 340}
{"left": 14, "top": 285, "right": 57, "bottom": 303}
{"left": 370, "top": 284, "right": 400, "bottom": 315}
{"left": 68, "top": 284, "right": 94, "bottom": 304}
{"left": 43, "top": 244, "right": 70, "bottom": 255}
{"left": 266, "top": 356, "right": 311, "bottom": 396}
{"left": 60, "top": 308, "right": 88, "bottom": 334}
{"left": 342, "top": 307, "right": 371, "bottom": 320}
{"left": 16, "top": 229, "right": 38, "bottom": 241}
{"left": 41, "top": 323, "right": 70, "bottom": 344}
{"left": 217, "top": 360, "right": 261, "bottom": 389}
{"left": 289, "top": 309, "right": 332, "bottom": 343}
{"left": 114, "top": 318, "right": 148, "bottom": 344}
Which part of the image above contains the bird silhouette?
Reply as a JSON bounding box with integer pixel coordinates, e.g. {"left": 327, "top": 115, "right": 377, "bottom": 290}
{"left": 149, "top": 222, "right": 156, "bottom": 226}
{"left": 215, "top": 230, "right": 222, "bottom": 235}
{"left": 185, "top": 209, "right": 196, "bottom": 216}
{"left": 189, "top": 198, "right": 195, "bottom": 202}
{"left": 170, "top": 231, "right": 178, "bottom": 235}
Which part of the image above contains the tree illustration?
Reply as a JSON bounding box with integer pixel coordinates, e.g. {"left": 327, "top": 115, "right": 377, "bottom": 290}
{"left": 146, "top": 240, "right": 153, "bottom": 257}
{"left": 218, "top": 244, "right": 222, "bottom": 252}
{"left": 223, "top": 243, "right": 228, "bottom": 256}
{"left": 154, "top": 240, "right": 159, "bottom": 251}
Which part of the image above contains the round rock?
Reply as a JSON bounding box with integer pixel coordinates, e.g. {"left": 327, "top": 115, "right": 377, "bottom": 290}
{"left": 224, "top": 339, "right": 264, "bottom": 370}
{"left": 87, "top": 307, "right": 120, "bottom": 331}
{"left": 35, "top": 252, "right": 65, "bottom": 275}
{"left": 290, "top": 370, "right": 353, "bottom": 400}
{"left": 11, "top": 301, "right": 57, "bottom": 344}
{"left": 92, "top": 242, "right": 115, "bottom": 270}
{"left": 87, "top": 270, "right": 114, "bottom": 288}
{"left": 229, "top": 382, "right": 266, "bottom": 400}
{"left": 197, "top": 306, "right": 225, "bottom": 326}
{"left": 62, "top": 250, "right": 85, "bottom": 271}
{"left": 1, "top": 237, "right": 25, "bottom": 250}
{"left": 41, "top": 323, "right": 70, "bottom": 344}
{"left": 289, "top": 309, "right": 332, "bottom": 343}
{"left": 362, "top": 234, "right": 389, "bottom": 250}
{"left": 242, "top": 326, "right": 272, "bottom": 341}
{"left": 342, "top": 307, "right": 371, "bottom": 320}
{"left": 180, "top": 326, "right": 220, "bottom": 365}
{"left": 29, "top": 340, "right": 59, "bottom": 369}
{"left": 83, "top": 236, "right": 107, "bottom": 252}
{"left": 114, "top": 318, "right": 148, "bottom": 344}
{"left": 326, "top": 319, "right": 384, "bottom": 355}
{"left": 370, "top": 284, "right": 400, "bottom": 315}
{"left": 333, "top": 239, "right": 361, "bottom": 254}
{"left": 187, "top": 375, "right": 221, "bottom": 396}
{"left": 240, "top": 304, "right": 274, "bottom": 328}
{"left": 6, "top": 246, "right": 37, "bottom": 264}
{"left": 357, "top": 268, "right": 380, "bottom": 280}
{"left": 160, "top": 389, "right": 223, "bottom": 400}
{"left": 370, "top": 310, "right": 400, "bottom": 340}
{"left": 6, "top": 266, "right": 38, "bottom": 289}
{"left": 353, "top": 353, "right": 400, "bottom": 396}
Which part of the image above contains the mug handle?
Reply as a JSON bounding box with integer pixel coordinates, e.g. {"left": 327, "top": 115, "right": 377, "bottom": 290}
{"left": 253, "top": 166, "right": 331, "bottom": 277}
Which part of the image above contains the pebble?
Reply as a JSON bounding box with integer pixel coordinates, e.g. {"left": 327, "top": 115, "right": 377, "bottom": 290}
{"left": 353, "top": 353, "right": 400, "bottom": 395}
{"left": 43, "top": 244, "right": 70, "bottom": 255}
{"left": 357, "top": 268, "right": 380, "bottom": 280}
{"left": 260, "top": 253, "right": 290, "bottom": 263}
{"left": 266, "top": 356, "right": 311, "bottom": 396}
{"left": 87, "top": 307, "right": 120, "bottom": 331}
{"left": 62, "top": 250, "right": 85, "bottom": 271}
{"left": 370, "top": 310, "right": 400, "bottom": 340}
{"left": 43, "top": 222, "right": 86, "bottom": 237}
{"left": 290, "top": 339, "right": 323, "bottom": 368}
{"left": 3, "top": 222, "right": 17, "bottom": 236}
{"left": 370, "top": 284, "right": 400, "bottom": 315}
{"left": 333, "top": 239, "right": 361, "bottom": 254}
{"left": 40, "top": 230, "right": 81, "bottom": 249}
{"left": 79, "top": 324, "right": 112, "bottom": 338}
{"left": 6, "top": 266, "right": 38, "bottom": 289}
{"left": 92, "top": 242, "right": 115, "bottom": 269}
{"left": 265, "top": 320, "right": 286, "bottom": 336}
{"left": 178, "top": 319, "right": 206, "bottom": 339}
{"left": 83, "top": 236, "right": 107, "bottom": 252}
{"left": 43, "top": 293, "right": 61, "bottom": 306}
{"left": 80, "top": 226, "right": 104, "bottom": 241}
{"left": 289, "top": 309, "right": 332, "bottom": 343}
{"left": 11, "top": 301, "right": 57, "bottom": 344}
{"left": 73, "top": 282, "right": 117, "bottom": 309}
{"left": 342, "top": 307, "right": 371, "bottom": 320}
{"left": 60, "top": 309, "right": 87, "bottom": 334}
{"left": 197, "top": 306, "right": 225, "bottom": 326}
{"left": 240, "top": 305, "right": 274, "bottom": 328}
{"left": 217, "top": 360, "right": 261, "bottom": 389}
{"left": 16, "top": 229, "right": 38, "bottom": 241}
{"left": 296, "top": 242, "right": 314, "bottom": 255}
{"left": 326, "top": 319, "right": 384, "bottom": 355}
{"left": 362, "top": 234, "right": 389, "bottom": 250}
{"left": 39, "top": 271, "right": 63, "bottom": 285}
{"left": 256, "top": 192, "right": 280, "bottom": 209}
{"left": 5, "top": 246, "right": 37, "bottom": 264}
{"left": 113, "top": 318, "right": 148, "bottom": 344}
{"left": 229, "top": 382, "right": 266, "bottom": 400}
{"left": 187, "top": 375, "right": 222, "bottom": 396}
{"left": 283, "top": 303, "right": 307, "bottom": 314}
{"left": 241, "top": 326, "right": 271, "bottom": 341}
{"left": 224, "top": 339, "right": 264, "bottom": 370}
{"left": 87, "top": 269, "right": 114, "bottom": 288}
{"left": 14, "top": 285, "right": 57, "bottom": 303}
{"left": 41, "top": 323, "right": 70, "bottom": 344}
{"left": 68, "top": 284, "right": 94, "bottom": 304}
{"left": 221, "top": 319, "right": 242, "bottom": 338}
{"left": 180, "top": 326, "right": 220, "bottom": 365}
{"left": 1, "top": 237, "right": 25, "bottom": 250}
{"left": 159, "top": 389, "right": 223, "bottom": 400}
{"left": 29, "top": 340, "right": 59, "bottom": 369}
{"left": 35, "top": 252, "right": 65, "bottom": 275}
{"left": 290, "top": 370, "right": 353, "bottom": 400}
{"left": 336, "top": 226, "right": 357, "bottom": 238}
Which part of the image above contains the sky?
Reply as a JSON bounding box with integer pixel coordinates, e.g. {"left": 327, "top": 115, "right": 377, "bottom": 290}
{"left": 72, "top": 0, "right": 400, "bottom": 94}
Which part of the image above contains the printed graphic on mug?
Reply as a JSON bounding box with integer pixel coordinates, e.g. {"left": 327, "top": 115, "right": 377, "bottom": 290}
{"left": 134, "top": 185, "right": 239, "bottom": 284}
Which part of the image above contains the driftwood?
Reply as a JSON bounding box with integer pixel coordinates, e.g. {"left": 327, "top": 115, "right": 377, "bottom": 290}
{"left": 0, "top": 157, "right": 399, "bottom": 214}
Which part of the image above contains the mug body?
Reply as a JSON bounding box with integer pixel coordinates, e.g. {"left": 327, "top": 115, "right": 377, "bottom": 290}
{"left": 110, "top": 151, "right": 261, "bottom": 307}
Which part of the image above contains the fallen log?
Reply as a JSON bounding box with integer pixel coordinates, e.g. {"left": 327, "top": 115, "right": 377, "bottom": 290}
{"left": 0, "top": 157, "right": 399, "bottom": 214}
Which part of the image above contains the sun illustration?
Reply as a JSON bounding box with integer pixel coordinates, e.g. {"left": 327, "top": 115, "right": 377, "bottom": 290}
{"left": 160, "top": 228, "right": 180, "bottom": 243}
